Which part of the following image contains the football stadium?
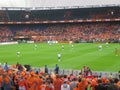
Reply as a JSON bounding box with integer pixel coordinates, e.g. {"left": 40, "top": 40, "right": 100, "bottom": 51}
{"left": 0, "top": 0, "right": 120, "bottom": 90}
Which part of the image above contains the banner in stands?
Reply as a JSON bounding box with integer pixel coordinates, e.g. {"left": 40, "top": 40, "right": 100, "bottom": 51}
{"left": 0, "top": 42, "right": 18, "bottom": 45}
{"left": 0, "top": 18, "right": 120, "bottom": 24}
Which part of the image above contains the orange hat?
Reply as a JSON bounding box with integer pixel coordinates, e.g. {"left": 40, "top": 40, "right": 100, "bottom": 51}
{"left": 11, "top": 64, "right": 16, "bottom": 68}
{"left": 8, "top": 70, "right": 12, "bottom": 75}
{"left": 46, "top": 75, "right": 49, "bottom": 79}
{"left": 93, "top": 78, "right": 97, "bottom": 82}
{"left": 30, "top": 71, "right": 35, "bottom": 76}
{"left": 86, "top": 78, "right": 90, "bottom": 82}
{"left": 102, "top": 77, "right": 107, "bottom": 83}
{"left": 21, "top": 71, "right": 25, "bottom": 77}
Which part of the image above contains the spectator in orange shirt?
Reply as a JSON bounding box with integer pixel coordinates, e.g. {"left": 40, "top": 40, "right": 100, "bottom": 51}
{"left": 0, "top": 75, "right": 3, "bottom": 90}
{"left": 77, "top": 78, "right": 88, "bottom": 90}
{"left": 53, "top": 74, "right": 62, "bottom": 90}
{"left": 2, "top": 74, "right": 13, "bottom": 90}
{"left": 46, "top": 80, "right": 54, "bottom": 90}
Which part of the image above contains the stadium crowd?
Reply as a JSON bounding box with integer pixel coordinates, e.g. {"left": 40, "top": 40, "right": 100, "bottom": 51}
{"left": 0, "top": 63, "right": 120, "bottom": 90}
{"left": 0, "top": 26, "right": 13, "bottom": 42}
{"left": 0, "top": 22, "right": 120, "bottom": 43}
{"left": 0, "top": 11, "right": 8, "bottom": 22}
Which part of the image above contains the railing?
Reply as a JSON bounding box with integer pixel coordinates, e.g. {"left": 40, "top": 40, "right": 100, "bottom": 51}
{"left": 33, "top": 67, "right": 119, "bottom": 78}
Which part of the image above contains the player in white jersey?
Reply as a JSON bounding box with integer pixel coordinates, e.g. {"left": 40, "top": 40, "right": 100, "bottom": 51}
{"left": 34, "top": 44, "right": 37, "bottom": 49}
{"left": 106, "top": 42, "right": 109, "bottom": 47}
{"left": 58, "top": 53, "right": 61, "bottom": 62}
{"left": 98, "top": 45, "right": 102, "bottom": 51}
{"left": 71, "top": 44, "right": 74, "bottom": 49}
{"left": 62, "top": 45, "right": 64, "bottom": 50}
{"left": 17, "top": 51, "right": 20, "bottom": 57}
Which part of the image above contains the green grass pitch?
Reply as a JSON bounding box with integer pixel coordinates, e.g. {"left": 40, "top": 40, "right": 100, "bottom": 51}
{"left": 0, "top": 43, "right": 120, "bottom": 72}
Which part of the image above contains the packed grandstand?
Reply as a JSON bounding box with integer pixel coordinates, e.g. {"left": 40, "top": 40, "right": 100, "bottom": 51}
{"left": 0, "top": 0, "right": 120, "bottom": 90}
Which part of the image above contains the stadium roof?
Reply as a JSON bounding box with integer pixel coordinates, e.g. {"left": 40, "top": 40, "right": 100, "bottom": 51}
{"left": 0, "top": 0, "right": 120, "bottom": 10}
